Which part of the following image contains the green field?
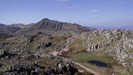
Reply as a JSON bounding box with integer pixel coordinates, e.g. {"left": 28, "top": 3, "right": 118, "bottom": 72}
{"left": 71, "top": 52, "right": 114, "bottom": 64}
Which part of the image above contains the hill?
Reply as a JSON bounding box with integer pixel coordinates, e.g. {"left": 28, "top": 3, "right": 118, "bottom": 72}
{"left": 0, "top": 24, "right": 20, "bottom": 39}
{"left": 0, "top": 19, "right": 133, "bottom": 75}
{"left": 16, "top": 18, "right": 89, "bottom": 35}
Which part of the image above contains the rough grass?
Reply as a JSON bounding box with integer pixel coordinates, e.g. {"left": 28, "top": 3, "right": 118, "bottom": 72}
{"left": 71, "top": 52, "right": 131, "bottom": 75}
{"left": 128, "top": 48, "right": 133, "bottom": 53}
{"left": 51, "top": 36, "right": 67, "bottom": 44}
{"left": 112, "top": 64, "right": 130, "bottom": 75}
{"left": 71, "top": 52, "right": 114, "bottom": 64}
{"left": 70, "top": 39, "right": 87, "bottom": 53}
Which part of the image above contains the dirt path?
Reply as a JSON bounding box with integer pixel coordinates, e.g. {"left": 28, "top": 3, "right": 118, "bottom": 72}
{"left": 53, "top": 54, "right": 100, "bottom": 75}
{"left": 72, "top": 61, "right": 100, "bottom": 75}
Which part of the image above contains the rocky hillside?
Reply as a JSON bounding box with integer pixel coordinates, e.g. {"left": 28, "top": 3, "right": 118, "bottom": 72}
{"left": 0, "top": 24, "right": 20, "bottom": 33}
{"left": 0, "top": 24, "right": 20, "bottom": 39}
{"left": 16, "top": 18, "right": 89, "bottom": 36}
{"left": 0, "top": 19, "right": 133, "bottom": 75}
{"left": 68, "top": 30, "right": 133, "bottom": 74}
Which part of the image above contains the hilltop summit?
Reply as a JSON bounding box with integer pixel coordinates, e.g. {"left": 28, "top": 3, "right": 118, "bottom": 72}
{"left": 16, "top": 18, "right": 89, "bottom": 35}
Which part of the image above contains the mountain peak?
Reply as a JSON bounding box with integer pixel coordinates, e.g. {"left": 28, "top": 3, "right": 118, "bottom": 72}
{"left": 16, "top": 18, "right": 89, "bottom": 35}
{"left": 41, "top": 18, "right": 50, "bottom": 21}
{"left": 34, "top": 18, "right": 88, "bottom": 32}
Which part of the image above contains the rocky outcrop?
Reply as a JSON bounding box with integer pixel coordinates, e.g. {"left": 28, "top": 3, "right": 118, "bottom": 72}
{"left": 76, "top": 30, "right": 133, "bottom": 74}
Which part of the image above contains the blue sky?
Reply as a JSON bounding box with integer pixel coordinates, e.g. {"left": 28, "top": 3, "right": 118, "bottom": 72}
{"left": 0, "top": 0, "right": 133, "bottom": 26}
